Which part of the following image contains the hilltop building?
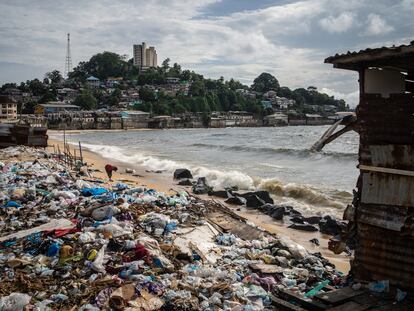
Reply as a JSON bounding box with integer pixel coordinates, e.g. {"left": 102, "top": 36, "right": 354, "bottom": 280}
{"left": 133, "top": 42, "right": 157, "bottom": 70}
{"left": 0, "top": 96, "right": 18, "bottom": 121}
{"left": 86, "top": 76, "right": 100, "bottom": 88}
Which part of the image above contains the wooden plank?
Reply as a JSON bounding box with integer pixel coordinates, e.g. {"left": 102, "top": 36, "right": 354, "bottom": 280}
{"left": 359, "top": 164, "right": 414, "bottom": 177}
{"left": 270, "top": 295, "right": 307, "bottom": 311}
{"left": 278, "top": 289, "right": 329, "bottom": 311}
{"left": 327, "top": 301, "right": 370, "bottom": 311}
{"left": 315, "top": 287, "right": 366, "bottom": 305}
{"left": 207, "top": 212, "right": 263, "bottom": 240}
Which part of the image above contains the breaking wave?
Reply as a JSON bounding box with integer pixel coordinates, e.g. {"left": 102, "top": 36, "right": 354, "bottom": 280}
{"left": 189, "top": 143, "right": 356, "bottom": 159}
{"left": 75, "top": 142, "right": 349, "bottom": 215}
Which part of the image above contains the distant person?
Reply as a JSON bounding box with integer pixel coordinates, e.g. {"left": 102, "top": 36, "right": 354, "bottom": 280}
{"left": 105, "top": 164, "right": 118, "bottom": 181}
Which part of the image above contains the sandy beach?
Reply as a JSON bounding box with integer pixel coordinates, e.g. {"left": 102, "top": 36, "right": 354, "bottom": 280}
{"left": 48, "top": 136, "right": 351, "bottom": 273}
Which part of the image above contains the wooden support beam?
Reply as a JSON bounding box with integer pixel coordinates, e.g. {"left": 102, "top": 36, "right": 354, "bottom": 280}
{"left": 359, "top": 164, "right": 414, "bottom": 177}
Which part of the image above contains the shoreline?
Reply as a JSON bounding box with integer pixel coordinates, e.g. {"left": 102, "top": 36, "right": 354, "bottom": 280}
{"left": 48, "top": 137, "right": 351, "bottom": 273}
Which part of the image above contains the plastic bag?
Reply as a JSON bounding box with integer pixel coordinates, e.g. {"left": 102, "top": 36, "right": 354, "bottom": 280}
{"left": 81, "top": 187, "right": 108, "bottom": 197}
{"left": 91, "top": 244, "right": 107, "bottom": 273}
{"left": 0, "top": 292, "right": 31, "bottom": 311}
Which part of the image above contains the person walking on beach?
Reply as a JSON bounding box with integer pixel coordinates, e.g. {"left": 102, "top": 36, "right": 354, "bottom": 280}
{"left": 105, "top": 164, "right": 118, "bottom": 181}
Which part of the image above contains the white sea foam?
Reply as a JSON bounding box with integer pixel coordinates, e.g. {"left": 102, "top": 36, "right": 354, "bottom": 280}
{"left": 74, "top": 142, "right": 348, "bottom": 217}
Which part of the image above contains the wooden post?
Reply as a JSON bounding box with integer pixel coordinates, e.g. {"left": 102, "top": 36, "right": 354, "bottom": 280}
{"left": 79, "top": 141, "right": 84, "bottom": 165}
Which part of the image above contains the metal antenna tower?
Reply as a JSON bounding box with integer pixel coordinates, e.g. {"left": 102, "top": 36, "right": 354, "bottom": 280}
{"left": 64, "top": 33, "right": 73, "bottom": 78}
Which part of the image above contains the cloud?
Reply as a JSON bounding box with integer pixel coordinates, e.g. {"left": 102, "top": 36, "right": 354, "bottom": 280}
{"left": 321, "top": 87, "right": 359, "bottom": 108}
{"left": 0, "top": 0, "right": 412, "bottom": 101}
{"left": 362, "top": 13, "right": 394, "bottom": 36}
{"left": 319, "top": 12, "right": 356, "bottom": 33}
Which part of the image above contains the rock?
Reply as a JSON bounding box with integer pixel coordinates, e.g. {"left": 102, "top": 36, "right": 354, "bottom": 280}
{"left": 125, "top": 168, "right": 135, "bottom": 174}
{"left": 269, "top": 206, "right": 286, "bottom": 220}
{"left": 290, "top": 216, "right": 305, "bottom": 224}
{"left": 309, "top": 238, "right": 320, "bottom": 246}
{"left": 225, "top": 196, "right": 246, "bottom": 205}
{"left": 173, "top": 169, "right": 193, "bottom": 180}
{"left": 245, "top": 195, "right": 265, "bottom": 208}
{"left": 303, "top": 216, "right": 322, "bottom": 225}
{"left": 208, "top": 190, "right": 231, "bottom": 198}
{"left": 236, "top": 191, "right": 274, "bottom": 204}
{"left": 192, "top": 177, "right": 212, "bottom": 195}
{"left": 288, "top": 223, "right": 318, "bottom": 232}
{"left": 178, "top": 179, "right": 193, "bottom": 186}
{"left": 319, "top": 215, "right": 345, "bottom": 235}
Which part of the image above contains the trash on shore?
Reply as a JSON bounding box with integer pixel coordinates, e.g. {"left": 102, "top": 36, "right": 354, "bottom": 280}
{"left": 0, "top": 146, "right": 348, "bottom": 310}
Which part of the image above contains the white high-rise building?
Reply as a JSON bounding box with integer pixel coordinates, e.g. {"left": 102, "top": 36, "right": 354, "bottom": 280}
{"left": 133, "top": 42, "right": 157, "bottom": 69}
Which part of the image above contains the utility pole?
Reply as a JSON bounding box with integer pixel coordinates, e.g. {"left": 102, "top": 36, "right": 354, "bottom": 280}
{"left": 64, "top": 33, "right": 73, "bottom": 79}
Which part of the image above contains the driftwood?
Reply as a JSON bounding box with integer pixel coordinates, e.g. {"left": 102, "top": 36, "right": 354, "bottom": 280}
{"left": 311, "top": 115, "right": 357, "bottom": 152}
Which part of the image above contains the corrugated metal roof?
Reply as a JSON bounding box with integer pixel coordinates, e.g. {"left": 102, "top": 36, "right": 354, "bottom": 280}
{"left": 325, "top": 41, "right": 414, "bottom": 71}
{"left": 325, "top": 41, "right": 414, "bottom": 64}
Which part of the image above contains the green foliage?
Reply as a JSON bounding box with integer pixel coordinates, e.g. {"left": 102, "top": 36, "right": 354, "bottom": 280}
{"left": 73, "top": 89, "right": 97, "bottom": 110}
{"left": 104, "top": 88, "right": 122, "bottom": 107}
{"left": 189, "top": 80, "right": 205, "bottom": 97}
{"left": 139, "top": 87, "right": 157, "bottom": 102}
{"left": 162, "top": 58, "right": 170, "bottom": 71}
{"left": 45, "top": 70, "right": 63, "bottom": 84}
{"left": 73, "top": 52, "right": 128, "bottom": 80}
{"left": 38, "top": 90, "right": 57, "bottom": 104}
{"left": 251, "top": 72, "right": 280, "bottom": 93}
{"left": 20, "top": 101, "right": 37, "bottom": 114}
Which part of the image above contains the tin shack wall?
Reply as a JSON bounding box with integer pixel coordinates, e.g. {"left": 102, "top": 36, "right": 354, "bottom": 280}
{"left": 353, "top": 93, "right": 414, "bottom": 290}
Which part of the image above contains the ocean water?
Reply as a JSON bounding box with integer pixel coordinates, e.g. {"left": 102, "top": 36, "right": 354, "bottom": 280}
{"left": 53, "top": 126, "right": 359, "bottom": 217}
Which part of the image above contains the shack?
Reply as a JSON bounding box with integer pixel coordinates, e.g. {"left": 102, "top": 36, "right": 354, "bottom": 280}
{"left": 325, "top": 41, "right": 414, "bottom": 291}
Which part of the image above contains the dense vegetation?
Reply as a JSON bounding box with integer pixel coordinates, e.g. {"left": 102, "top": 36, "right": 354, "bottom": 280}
{"left": 1, "top": 51, "right": 349, "bottom": 115}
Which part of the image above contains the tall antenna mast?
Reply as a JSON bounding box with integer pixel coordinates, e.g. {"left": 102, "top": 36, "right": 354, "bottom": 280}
{"left": 64, "top": 33, "right": 72, "bottom": 78}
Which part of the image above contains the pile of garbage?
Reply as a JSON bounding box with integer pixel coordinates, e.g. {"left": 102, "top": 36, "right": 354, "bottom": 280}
{"left": 0, "top": 147, "right": 346, "bottom": 310}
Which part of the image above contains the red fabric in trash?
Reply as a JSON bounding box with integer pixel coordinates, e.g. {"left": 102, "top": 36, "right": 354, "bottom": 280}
{"left": 135, "top": 243, "right": 150, "bottom": 261}
{"left": 44, "top": 228, "right": 79, "bottom": 237}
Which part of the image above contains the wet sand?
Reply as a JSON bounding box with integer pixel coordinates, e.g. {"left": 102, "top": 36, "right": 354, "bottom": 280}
{"left": 48, "top": 137, "right": 351, "bottom": 273}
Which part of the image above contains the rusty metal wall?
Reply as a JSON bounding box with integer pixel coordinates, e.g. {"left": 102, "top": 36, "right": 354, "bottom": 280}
{"left": 353, "top": 94, "right": 414, "bottom": 290}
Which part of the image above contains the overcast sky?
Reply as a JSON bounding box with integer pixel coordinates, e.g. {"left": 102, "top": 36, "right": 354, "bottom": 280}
{"left": 0, "top": 0, "right": 412, "bottom": 107}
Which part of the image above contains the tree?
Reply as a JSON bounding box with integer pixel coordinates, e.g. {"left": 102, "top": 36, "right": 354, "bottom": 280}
{"left": 45, "top": 70, "right": 63, "bottom": 84}
{"left": 162, "top": 58, "right": 170, "bottom": 71}
{"left": 76, "top": 52, "right": 128, "bottom": 80}
{"left": 168, "top": 63, "right": 181, "bottom": 77}
{"left": 139, "top": 87, "right": 157, "bottom": 102}
{"left": 20, "top": 101, "right": 37, "bottom": 114}
{"left": 38, "top": 91, "right": 57, "bottom": 104}
{"left": 189, "top": 80, "right": 205, "bottom": 97}
{"left": 104, "top": 88, "right": 122, "bottom": 107}
{"left": 73, "top": 89, "right": 97, "bottom": 110}
{"left": 251, "top": 73, "right": 280, "bottom": 93}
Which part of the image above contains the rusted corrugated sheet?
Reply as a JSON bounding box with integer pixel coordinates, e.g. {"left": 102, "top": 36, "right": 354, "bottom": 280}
{"left": 361, "top": 172, "right": 414, "bottom": 207}
{"left": 354, "top": 223, "right": 414, "bottom": 291}
{"left": 357, "top": 203, "right": 409, "bottom": 231}
{"left": 352, "top": 93, "right": 414, "bottom": 291}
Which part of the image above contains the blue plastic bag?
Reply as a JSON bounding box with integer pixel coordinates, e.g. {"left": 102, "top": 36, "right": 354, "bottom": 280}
{"left": 81, "top": 187, "right": 108, "bottom": 197}
{"left": 4, "top": 201, "right": 21, "bottom": 208}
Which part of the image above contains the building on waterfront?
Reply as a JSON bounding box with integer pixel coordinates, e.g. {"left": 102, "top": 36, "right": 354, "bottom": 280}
{"left": 263, "top": 113, "right": 288, "bottom": 126}
{"left": 133, "top": 42, "right": 157, "bottom": 70}
{"left": 35, "top": 101, "right": 80, "bottom": 115}
{"left": 0, "top": 96, "right": 18, "bottom": 121}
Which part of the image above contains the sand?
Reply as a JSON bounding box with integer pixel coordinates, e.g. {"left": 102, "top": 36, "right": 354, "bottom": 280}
{"left": 48, "top": 137, "right": 351, "bottom": 273}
